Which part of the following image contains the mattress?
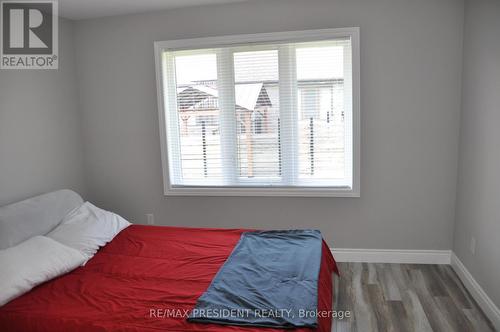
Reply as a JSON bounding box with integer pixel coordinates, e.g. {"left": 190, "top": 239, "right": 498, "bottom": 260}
{"left": 0, "top": 225, "right": 337, "bottom": 331}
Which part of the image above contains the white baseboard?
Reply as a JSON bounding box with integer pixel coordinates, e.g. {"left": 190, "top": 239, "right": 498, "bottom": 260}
{"left": 451, "top": 253, "right": 500, "bottom": 331}
{"left": 330, "top": 248, "right": 452, "bottom": 264}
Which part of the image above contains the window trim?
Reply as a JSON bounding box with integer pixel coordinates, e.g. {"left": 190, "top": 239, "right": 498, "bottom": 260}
{"left": 154, "top": 27, "right": 360, "bottom": 197}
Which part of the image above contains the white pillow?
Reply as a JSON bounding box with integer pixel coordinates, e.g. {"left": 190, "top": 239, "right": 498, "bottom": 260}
{"left": 47, "top": 202, "right": 131, "bottom": 260}
{"left": 0, "top": 190, "right": 84, "bottom": 250}
{"left": 0, "top": 236, "right": 86, "bottom": 306}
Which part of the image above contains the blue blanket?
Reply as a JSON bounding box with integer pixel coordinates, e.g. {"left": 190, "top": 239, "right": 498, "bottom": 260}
{"left": 188, "top": 229, "right": 323, "bottom": 328}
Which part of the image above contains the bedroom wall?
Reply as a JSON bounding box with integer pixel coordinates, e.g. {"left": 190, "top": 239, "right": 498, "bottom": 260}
{"left": 0, "top": 20, "right": 86, "bottom": 206}
{"left": 453, "top": 0, "right": 500, "bottom": 307}
{"left": 74, "top": 0, "right": 464, "bottom": 248}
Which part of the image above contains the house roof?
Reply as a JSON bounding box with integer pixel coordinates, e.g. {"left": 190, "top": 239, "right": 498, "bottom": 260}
{"left": 177, "top": 83, "right": 270, "bottom": 111}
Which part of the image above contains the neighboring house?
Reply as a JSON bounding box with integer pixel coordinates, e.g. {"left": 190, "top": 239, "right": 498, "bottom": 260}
{"left": 176, "top": 83, "right": 272, "bottom": 136}
{"left": 176, "top": 78, "right": 345, "bottom": 136}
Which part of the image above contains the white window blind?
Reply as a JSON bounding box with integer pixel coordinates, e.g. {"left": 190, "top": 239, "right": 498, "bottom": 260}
{"left": 155, "top": 28, "right": 360, "bottom": 196}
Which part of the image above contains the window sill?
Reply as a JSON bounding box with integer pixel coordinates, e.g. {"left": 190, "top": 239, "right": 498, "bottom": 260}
{"left": 164, "top": 186, "right": 360, "bottom": 197}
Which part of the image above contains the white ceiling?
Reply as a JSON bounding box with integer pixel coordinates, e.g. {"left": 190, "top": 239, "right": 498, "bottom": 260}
{"left": 59, "top": 0, "right": 248, "bottom": 20}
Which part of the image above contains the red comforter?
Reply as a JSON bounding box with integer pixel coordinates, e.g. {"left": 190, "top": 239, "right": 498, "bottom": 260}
{"left": 0, "top": 225, "right": 337, "bottom": 331}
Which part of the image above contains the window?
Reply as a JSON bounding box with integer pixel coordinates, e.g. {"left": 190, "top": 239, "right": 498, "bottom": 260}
{"left": 155, "top": 28, "right": 360, "bottom": 196}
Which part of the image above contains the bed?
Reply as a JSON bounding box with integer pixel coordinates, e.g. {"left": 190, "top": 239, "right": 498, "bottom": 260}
{"left": 0, "top": 191, "right": 338, "bottom": 332}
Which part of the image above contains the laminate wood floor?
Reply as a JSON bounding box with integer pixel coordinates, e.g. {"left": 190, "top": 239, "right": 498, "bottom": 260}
{"left": 332, "top": 263, "right": 496, "bottom": 332}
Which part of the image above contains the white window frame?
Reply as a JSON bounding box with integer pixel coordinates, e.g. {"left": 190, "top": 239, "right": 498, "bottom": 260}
{"left": 154, "top": 27, "right": 360, "bottom": 197}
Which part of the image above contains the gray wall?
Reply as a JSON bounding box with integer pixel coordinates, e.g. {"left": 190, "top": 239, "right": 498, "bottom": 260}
{"left": 454, "top": 0, "right": 500, "bottom": 307}
{"left": 75, "top": 0, "right": 464, "bottom": 248}
{"left": 0, "top": 20, "right": 85, "bottom": 206}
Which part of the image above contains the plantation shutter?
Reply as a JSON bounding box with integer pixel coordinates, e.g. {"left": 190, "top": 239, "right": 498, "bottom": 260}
{"left": 161, "top": 38, "right": 353, "bottom": 189}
